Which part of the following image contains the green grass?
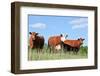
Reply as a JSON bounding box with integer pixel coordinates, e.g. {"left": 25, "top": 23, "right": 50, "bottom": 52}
{"left": 28, "top": 45, "right": 88, "bottom": 61}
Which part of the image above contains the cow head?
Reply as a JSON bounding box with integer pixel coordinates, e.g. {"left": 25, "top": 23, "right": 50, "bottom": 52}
{"left": 29, "top": 32, "right": 38, "bottom": 40}
{"left": 78, "top": 38, "right": 85, "bottom": 45}
{"left": 60, "top": 34, "right": 68, "bottom": 42}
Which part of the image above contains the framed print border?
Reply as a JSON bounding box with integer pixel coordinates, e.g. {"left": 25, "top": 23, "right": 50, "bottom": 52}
{"left": 11, "top": 2, "right": 98, "bottom": 74}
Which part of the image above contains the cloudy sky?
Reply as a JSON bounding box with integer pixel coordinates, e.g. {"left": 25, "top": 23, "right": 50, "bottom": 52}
{"left": 28, "top": 15, "right": 88, "bottom": 46}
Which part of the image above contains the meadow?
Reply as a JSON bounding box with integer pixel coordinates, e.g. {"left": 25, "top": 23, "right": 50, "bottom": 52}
{"left": 28, "top": 44, "right": 88, "bottom": 61}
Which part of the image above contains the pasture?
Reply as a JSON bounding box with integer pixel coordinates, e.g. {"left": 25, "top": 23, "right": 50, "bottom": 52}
{"left": 28, "top": 44, "right": 88, "bottom": 61}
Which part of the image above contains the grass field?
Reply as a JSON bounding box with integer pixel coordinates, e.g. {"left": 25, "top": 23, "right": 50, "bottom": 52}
{"left": 28, "top": 44, "right": 88, "bottom": 61}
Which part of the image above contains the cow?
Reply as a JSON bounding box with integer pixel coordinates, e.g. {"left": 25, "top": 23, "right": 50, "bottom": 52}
{"left": 62, "top": 38, "right": 85, "bottom": 54}
{"left": 29, "top": 32, "right": 44, "bottom": 53}
{"left": 48, "top": 34, "right": 68, "bottom": 53}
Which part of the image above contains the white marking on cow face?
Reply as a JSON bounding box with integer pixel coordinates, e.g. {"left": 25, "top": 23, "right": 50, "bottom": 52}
{"left": 32, "top": 35, "right": 35, "bottom": 40}
{"left": 61, "top": 36, "right": 66, "bottom": 42}
{"left": 30, "top": 32, "right": 38, "bottom": 40}
{"left": 55, "top": 44, "right": 61, "bottom": 50}
{"left": 78, "top": 38, "right": 85, "bottom": 45}
{"left": 60, "top": 34, "right": 68, "bottom": 42}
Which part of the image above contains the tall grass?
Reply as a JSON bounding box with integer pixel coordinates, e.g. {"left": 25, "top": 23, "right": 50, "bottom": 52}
{"left": 28, "top": 44, "right": 88, "bottom": 61}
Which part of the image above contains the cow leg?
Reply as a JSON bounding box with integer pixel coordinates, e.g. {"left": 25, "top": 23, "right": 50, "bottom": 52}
{"left": 68, "top": 47, "right": 71, "bottom": 54}
{"left": 75, "top": 48, "right": 77, "bottom": 54}
{"left": 76, "top": 48, "right": 79, "bottom": 54}
{"left": 63, "top": 46, "right": 67, "bottom": 53}
{"left": 71, "top": 48, "right": 74, "bottom": 54}
{"left": 73, "top": 48, "right": 75, "bottom": 54}
{"left": 36, "top": 48, "right": 41, "bottom": 60}
{"left": 74, "top": 48, "right": 78, "bottom": 54}
{"left": 49, "top": 47, "right": 51, "bottom": 53}
{"left": 53, "top": 47, "right": 55, "bottom": 53}
{"left": 51, "top": 46, "right": 55, "bottom": 53}
{"left": 75, "top": 48, "right": 78, "bottom": 54}
{"left": 70, "top": 47, "right": 72, "bottom": 54}
{"left": 63, "top": 44, "right": 67, "bottom": 53}
{"left": 41, "top": 49, "right": 43, "bottom": 53}
{"left": 37, "top": 48, "right": 39, "bottom": 53}
{"left": 39, "top": 48, "right": 43, "bottom": 53}
{"left": 72, "top": 48, "right": 75, "bottom": 54}
{"left": 72, "top": 47, "right": 75, "bottom": 54}
{"left": 46, "top": 46, "right": 50, "bottom": 53}
{"left": 49, "top": 47, "right": 52, "bottom": 53}
{"left": 38, "top": 48, "right": 41, "bottom": 53}
{"left": 49, "top": 48, "right": 51, "bottom": 53}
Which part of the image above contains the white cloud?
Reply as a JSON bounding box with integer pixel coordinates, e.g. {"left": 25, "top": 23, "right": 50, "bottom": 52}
{"left": 30, "top": 23, "right": 46, "bottom": 29}
{"left": 69, "top": 18, "right": 88, "bottom": 29}
{"left": 72, "top": 24, "right": 87, "bottom": 29}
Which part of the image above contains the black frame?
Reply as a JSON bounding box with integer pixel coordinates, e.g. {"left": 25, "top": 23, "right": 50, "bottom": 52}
{"left": 11, "top": 2, "right": 98, "bottom": 74}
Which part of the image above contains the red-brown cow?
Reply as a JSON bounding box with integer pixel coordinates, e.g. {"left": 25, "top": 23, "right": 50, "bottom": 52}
{"left": 48, "top": 34, "right": 68, "bottom": 53}
{"left": 29, "top": 32, "right": 44, "bottom": 52}
{"left": 63, "top": 38, "right": 85, "bottom": 54}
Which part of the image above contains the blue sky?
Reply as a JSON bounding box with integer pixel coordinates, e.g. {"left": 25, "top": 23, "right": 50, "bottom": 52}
{"left": 28, "top": 15, "right": 88, "bottom": 46}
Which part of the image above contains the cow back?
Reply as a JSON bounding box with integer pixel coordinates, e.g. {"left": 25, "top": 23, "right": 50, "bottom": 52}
{"left": 48, "top": 36, "right": 61, "bottom": 46}
{"left": 64, "top": 40, "right": 81, "bottom": 47}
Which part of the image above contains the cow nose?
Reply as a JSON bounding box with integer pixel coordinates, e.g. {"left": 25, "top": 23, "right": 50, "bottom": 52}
{"left": 33, "top": 38, "right": 35, "bottom": 40}
{"left": 32, "top": 37, "right": 35, "bottom": 40}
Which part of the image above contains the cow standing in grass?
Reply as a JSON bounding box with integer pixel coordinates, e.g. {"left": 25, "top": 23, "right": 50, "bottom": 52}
{"left": 63, "top": 38, "right": 85, "bottom": 54}
{"left": 48, "top": 34, "right": 68, "bottom": 53}
{"left": 29, "top": 32, "right": 44, "bottom": 53}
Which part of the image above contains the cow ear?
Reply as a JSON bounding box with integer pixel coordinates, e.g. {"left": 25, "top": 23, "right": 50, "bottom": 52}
{"left": 66, "top": 34, "right": 68, "bottom": 38}
{"left": 60, "top": 34, "right": 63, "bottom": 37}
{"left": 36, "top": 33, "right": 38, "bottom": 35}
{"left": 29, "top": 32, "right": 32, "bottom": 34}
{"left": 78, "top": 38, "right": 80, "bottom": 40}
{"left": 83, "top": 39, "right": 85, "bottom": 41}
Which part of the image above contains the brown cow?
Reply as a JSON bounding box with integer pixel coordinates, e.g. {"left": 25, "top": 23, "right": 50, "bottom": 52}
{"left": 63, "top": 38, "right": 85, "bottom": 54}
{"left": 48, "top": 34, "right": 68, "bottom": 53}
{"left": 29, "top": 32, "right": 44, "bottom": 53}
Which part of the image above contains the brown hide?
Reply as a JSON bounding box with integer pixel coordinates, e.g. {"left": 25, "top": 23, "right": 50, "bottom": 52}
{"left": 64, "top": 40, "right": 81, "bottom": 48}
{"left": 29, "top": 32, "right": 44, "bottom": 49}
{"left": 48, "top": 36, "right": 61, "bottom": 47}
